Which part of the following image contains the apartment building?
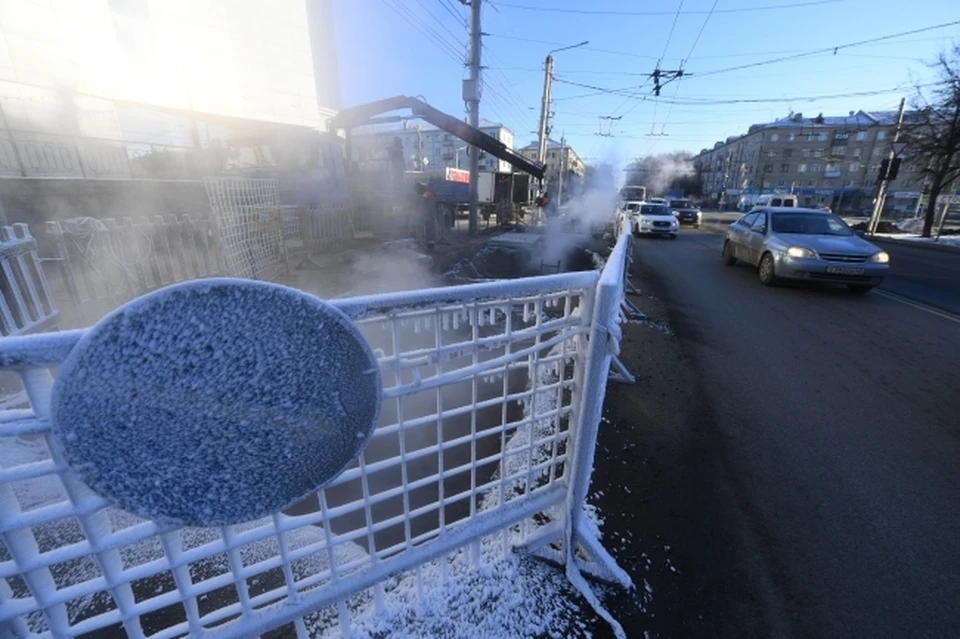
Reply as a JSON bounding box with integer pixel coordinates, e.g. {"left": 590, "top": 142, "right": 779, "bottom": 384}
{"left": 350, "top": 119, "right": 516, "bottom": 175}
{"left": 519, "top": 139, "right": 586, "bottom": 198}
{"left": 694, "top": 110, "right": 930, "bottom": 213}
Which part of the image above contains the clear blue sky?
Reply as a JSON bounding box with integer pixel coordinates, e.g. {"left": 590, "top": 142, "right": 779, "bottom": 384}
{"left": 331, "top": 0, "right": 958, "bottom": 169}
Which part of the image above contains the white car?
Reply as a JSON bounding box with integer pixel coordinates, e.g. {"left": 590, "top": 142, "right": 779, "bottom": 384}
{"left": 632, "top": 203, "right": 679, "bottom": 239}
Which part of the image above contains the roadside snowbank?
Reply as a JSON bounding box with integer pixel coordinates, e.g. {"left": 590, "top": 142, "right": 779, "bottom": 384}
{"left": 874, "top": 233, "right": 960, "bottom": 248}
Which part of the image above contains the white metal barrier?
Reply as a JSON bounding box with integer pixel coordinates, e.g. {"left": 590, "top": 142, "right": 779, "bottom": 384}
{"left": 0, "top": 232, "right": 635, "bottom": 638}
{"left": 0, "top": 224, "right": 60, "bottom": 337}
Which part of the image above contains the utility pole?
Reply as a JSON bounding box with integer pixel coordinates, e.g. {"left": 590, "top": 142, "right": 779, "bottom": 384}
{"left": 557, "top": 133, "right": 566, "bottom": 205}
{"left": 536, "top": 55, "right": 555, "bottom": 168}
{"left": 868, "top": 97, "right": 907, "bottom": 235}
{"left": 415, "top": 124, "right": 423, "bottom": 171}
{"left": 465, "top": 0, "right": 482, "bottom": 235}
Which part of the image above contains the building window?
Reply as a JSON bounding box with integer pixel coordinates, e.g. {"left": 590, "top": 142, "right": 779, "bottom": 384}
{"left": 877, "top": 131, "right": 887, "bottom": 140}
{"left": 770, "top": 133, "right": 780, "bottom": 142}
{"left": 763, "top": 163, "right": 773, "bottom": 173}
{"left": 788, "top": 133, "right": 796, "bottom": 142}
{"left": 807, "top": 179, "right": 816, "bottom": 187}
{"left": 813, "top": 149, "right": 823, "bottom": 158}
{"left": 856, "top": 131, "right": 867, "bottom": 141}
{"left": 818, "top": 132, "right": 828, "bottom": 141}
{"left": 767, "top": 150, "right": 776, "bottom": 158}
{"left": 832, "top": 146, "right": 846, "bottom": 157}
{"left": 812, "top": 163, "right": 822, "bottom": 172}
{"left": 801, "top": 149, "right": 810, "bottom": 158}
{"left": 869, "top": 163, "right": 881, "bottom": 172}
{"left": 778, "top": 180, "right": 786, "bottom": 187}
{"left": 798, "top": 163, "right": 808, "bottom": 173}
{"left": 852, "top": 148, "right": 861, "bottom": 159}
{"left": 780, "top": 163, "right": 789, "bottom": 173}
{"left": 806, "top": 133, "right": 816, "bottom": 142}
{"left": 783, "top": 148, "right": 793, "bottom": 158}
{"left": 849, "top": 162, "right": 860, "bottom": 172}
{"left": 872, "top": 147, "right": 883, "bottom": 157}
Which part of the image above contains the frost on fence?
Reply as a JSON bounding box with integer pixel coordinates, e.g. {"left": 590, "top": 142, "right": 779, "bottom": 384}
{"left": 0, "top": 270, "right": 630, "bottom": 638}
{"left": 0, "top": 224, "right": 59, "bottom": 337}
{"left": 45, "top": 215, "right": 222, "bottom": 326}
{"left": 205, "top": 177, "right": 287, "bottom": 280}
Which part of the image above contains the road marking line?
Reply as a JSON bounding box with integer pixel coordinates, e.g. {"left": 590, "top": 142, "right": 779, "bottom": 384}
{"left": 874, "top": 289, "right": 960, "bottom": 325}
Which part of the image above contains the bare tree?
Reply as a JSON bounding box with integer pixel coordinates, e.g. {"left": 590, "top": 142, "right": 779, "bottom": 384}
{"left": 905, "top": 45, "right": 960, "bottom": 237}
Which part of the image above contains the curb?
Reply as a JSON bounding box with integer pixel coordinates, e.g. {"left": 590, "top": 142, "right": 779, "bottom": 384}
{"left": 869, "top": 236, "right": 960, "bottom": 255}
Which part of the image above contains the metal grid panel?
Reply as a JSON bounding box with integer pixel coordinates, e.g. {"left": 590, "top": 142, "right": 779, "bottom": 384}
{"left": 0, "top": 225, "right": 60, "bottom": 337}
{"left": 204, "top": 178, "right": 287, "bottom": 280}
{"left": 0, "top": 271, "right": 600, "bottom": 638}
{"left": 45, "top": 216, "right": 222, "bottom": 327}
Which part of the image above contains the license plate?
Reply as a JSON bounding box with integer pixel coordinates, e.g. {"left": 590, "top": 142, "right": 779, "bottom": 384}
{"left": 826, "top": 266, "right": 864, "bottom": 275}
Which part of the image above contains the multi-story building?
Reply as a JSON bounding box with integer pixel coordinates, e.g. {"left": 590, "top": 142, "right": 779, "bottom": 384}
{"left": 519, "top": 139, "right": 586, "bottom": 199}
{"left": 350, "top": 119, "right": 515, "bottom": 175}
{"left": 694, "top": 110, "right": 931, "bottom": 214}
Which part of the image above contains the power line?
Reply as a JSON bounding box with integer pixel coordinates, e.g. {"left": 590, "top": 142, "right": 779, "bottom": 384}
{"left": 438, "top": 0, "right": 467, "bottom": 26}
{"left": 486, "top": 33, "right": 662, "bottom": 61}
{"left": 411, "top": 0, "right": 467, "bottom": 47}
{"left": 473, "top": 34, "right": 951, "bottom": 71}
{"left": 695, "top": 19, "right": 960, "bottom": 78}
{"left": 490, "top": 0, "right": 843, "bottom": 16}
{"left": 381, "top": 0, "right": 465, "bottom": 65}
{"left": 553, "top": 77, "right": 927, "bottom": 105}
{"left": 655, "top": 0, "right": 719, "bottom": 133}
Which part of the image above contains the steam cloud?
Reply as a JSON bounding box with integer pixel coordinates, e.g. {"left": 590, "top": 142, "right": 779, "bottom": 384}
{"left": 625, "top": 151, "right": 696, "bottom": 197}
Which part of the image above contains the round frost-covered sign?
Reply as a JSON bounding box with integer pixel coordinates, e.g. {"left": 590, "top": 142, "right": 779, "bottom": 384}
{"left": 51, "top": 279, "right": 382, "bottom": 527}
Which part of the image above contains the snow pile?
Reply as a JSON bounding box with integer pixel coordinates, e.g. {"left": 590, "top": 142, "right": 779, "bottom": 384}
{"left": 313, "top": 548, "right": 588, "bottom": 638}
{"left": 895, "top": 217, "right": 924, "bottom": 233}
{"left": 874, "top": 233, "right": 960, "bottom": 248}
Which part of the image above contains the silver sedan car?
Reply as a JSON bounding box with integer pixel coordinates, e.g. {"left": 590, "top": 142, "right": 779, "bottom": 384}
{"left": 722, "top": 207, "right": 890, "bottom": 293}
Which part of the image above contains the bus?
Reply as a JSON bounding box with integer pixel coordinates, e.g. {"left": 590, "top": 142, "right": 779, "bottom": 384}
{"left": 619, "top": 185, "right": 647, "bottom": 203}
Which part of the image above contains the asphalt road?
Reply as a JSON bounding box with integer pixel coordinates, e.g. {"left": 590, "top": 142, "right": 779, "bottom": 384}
{"left": 613, "top": 229, "right": 960, "bottom": 638}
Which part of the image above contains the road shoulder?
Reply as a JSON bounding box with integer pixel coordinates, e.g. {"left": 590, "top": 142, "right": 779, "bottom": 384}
{"left": 590, "top": 260, "right": 780, "bottom": 639}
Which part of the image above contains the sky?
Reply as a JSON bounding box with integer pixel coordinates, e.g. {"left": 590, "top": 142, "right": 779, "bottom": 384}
{"left": 331, "top": 0, "right": 959, "bottom": 169}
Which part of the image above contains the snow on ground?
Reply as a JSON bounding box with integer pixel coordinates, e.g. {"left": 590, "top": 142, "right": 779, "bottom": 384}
{"left": 874, "top": 233, "right": 960, "bottom": 248}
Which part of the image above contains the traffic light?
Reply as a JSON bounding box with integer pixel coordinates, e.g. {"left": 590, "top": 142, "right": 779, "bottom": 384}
{"left": 877, "top": 158, "right": 902, "bottom": 181}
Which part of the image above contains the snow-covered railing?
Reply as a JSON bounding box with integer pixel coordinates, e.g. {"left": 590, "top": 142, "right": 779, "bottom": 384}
{"left": 0, "top": 224, "right": 59, "bottom": 337}
{"left": 0, "top": 231, "right": 635, "bottom": 638}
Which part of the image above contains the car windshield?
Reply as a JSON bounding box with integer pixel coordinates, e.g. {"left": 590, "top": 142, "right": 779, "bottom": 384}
{"left": 771, "top": 213, "right": 853, "bottom": 236}
{"left": 641, "top": 205, "right": 670, "bottom": 215}
{"left": 626, "top": 203, "right": 640, "bottom": 211}
{"left": 672, "top": 200, "right": 695, "bottom": 209}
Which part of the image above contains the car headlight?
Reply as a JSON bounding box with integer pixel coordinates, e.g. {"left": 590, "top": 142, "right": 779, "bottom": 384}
{"left": 869, "top": 251, "right": 890, "bottom": 264}
{"left": 672, "top": 210, "right": 680, "bottom": 216}
{"left": 786, "top": 246, "right": 817, "bottom": 259}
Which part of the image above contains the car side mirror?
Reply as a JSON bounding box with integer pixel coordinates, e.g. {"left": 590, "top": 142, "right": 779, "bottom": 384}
{"left": 854, "top": 230, "right": 865, "bottom": 237}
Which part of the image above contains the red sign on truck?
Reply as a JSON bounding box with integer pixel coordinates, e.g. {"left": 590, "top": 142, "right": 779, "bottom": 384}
{"left": 445, "top": 167, "right": 470, "bottom": 184}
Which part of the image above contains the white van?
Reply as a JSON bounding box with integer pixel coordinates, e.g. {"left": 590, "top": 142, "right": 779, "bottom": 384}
{"left": 752, "top": 194, "right": 798, "bottom": 209}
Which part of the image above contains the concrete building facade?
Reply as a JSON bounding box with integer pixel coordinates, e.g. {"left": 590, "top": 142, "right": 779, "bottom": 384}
{"left": 694, "top": 110, "right": 931, "bottom": 214}
{"left": 350, "top": 119, "right": 516, "bottom": 175}
{"left": 519, "top": 138, "right": 586, "bottom": 198}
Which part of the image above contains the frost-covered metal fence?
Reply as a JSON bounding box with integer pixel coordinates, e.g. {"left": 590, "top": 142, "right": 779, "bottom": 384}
{"left": 0, "top": 231, "right": 635, "bottom": 638}
{"left": 0, "top": 225, "right": 59, "bottom": 337}
{"left": 205, "top": 177, "right": 289, "bottom": 280}
{"left": 46, "top": 216, "right": 223, "bottom": 326}
{"left": 280, "top": 203, "right": 355, "bottom": 265}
